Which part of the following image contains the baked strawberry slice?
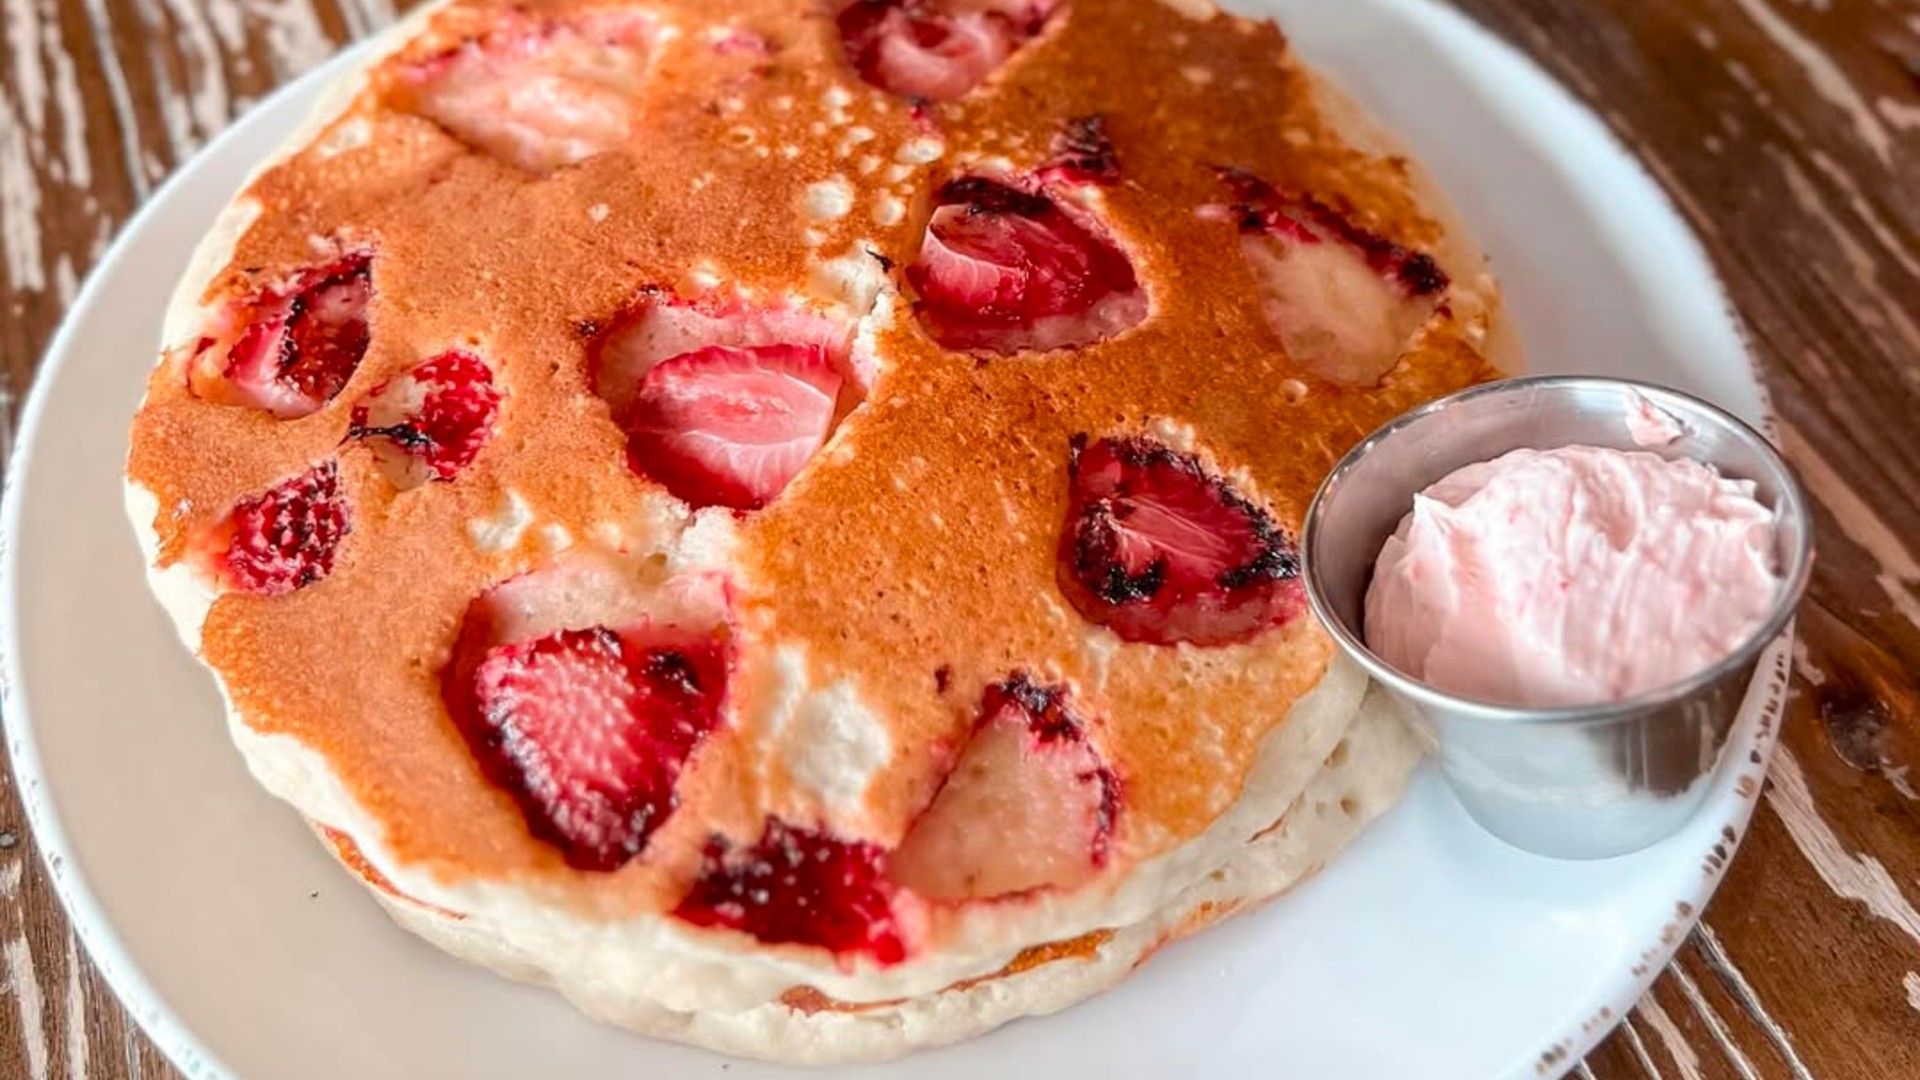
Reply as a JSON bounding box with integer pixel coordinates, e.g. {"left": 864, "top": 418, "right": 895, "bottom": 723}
{"left": 591, "top": 288, "right": 859, "bottom": 411}
{"left": 1214, "top": 168, "right": 1447, "bottom": 386}
{"left": 624, "top": 344, "right": 843, "bottom": 511}
{"left": 391, "top": 8, "right": 658, "bottom": 174}
{"left": 674, "top": 816, "right": 907, "bottom": 964}
{"left": 906, "top": 176, "right": 1146, "bottom": 353}
{"left": 200, "top": 461, "right": 351, "bottom": 596}
{"left": 836, "top": 0, "right": 1059, "bottom": 101}
{"left": 190, "top": 252, "right": 373, "bottom": 419}
{"left": 450, "top": 624, "right": 727, "bottom": 872}
{"left": 347, "top": 350, "right": 502, "bottom": 488}
{"left": 1057, "top": 434, "right": 1304, "bottom": 646}
{"left": 893, "top": 675, "right": 1119, "bottom": 901}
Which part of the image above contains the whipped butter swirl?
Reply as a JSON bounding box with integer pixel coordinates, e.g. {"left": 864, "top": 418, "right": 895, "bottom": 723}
{"left": 1364, "top": 445, "right": 1782, "bottom": 707}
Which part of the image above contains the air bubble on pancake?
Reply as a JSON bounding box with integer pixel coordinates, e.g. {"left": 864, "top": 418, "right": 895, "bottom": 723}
{"left": 468, "top": 488, "right": 534, "bottom": 552}
{"left": 383, "top": 7, "right": 662, "bottom": 175}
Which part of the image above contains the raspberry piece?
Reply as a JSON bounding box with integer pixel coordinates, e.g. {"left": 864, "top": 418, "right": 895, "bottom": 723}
{"left": 348, "top": 350, "right": 502, "bottom": 488}
{"left": 674, "top": 817, "right": 907, "bottom": 964}
{"left": 836, "top": 0, "right": 1060, "bottom": 101}
{"left": 893, "top": 675, "right": 1119, "bottom": 901}
{"left": 1057, "top": 435, "right": 1304, "bottom": 646}
{"left": 448, "top": 623, "right": 728, "bottom": 872}
{"left": 191, "top": 252, "right": 373, "bottom": 419}
{"left": 391, "top": 8, "right": 659, "bottom": 174}
{"left": 1214, "top": 168, "right": 1447, "bottom": 386}
{"left": 906, "top": 175, "right": 1146, "bottom": 353}
{"left": 208, "top": 461, "right": 351, "bottom": 596}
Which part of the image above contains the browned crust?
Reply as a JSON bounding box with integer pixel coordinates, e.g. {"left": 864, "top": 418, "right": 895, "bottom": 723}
{"left": 778, "top": 927, "right": 1118, "bottom": 1015}
{"left": 317, "top": 823, "right": 467, "bottom": 920}
{"left": 126, "top": 0, "right": 1500, "bottom": 932}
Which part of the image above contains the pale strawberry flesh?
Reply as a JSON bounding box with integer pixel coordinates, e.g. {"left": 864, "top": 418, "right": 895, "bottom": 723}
{"left": 212, "top": 461, "right": 351, "bottom": 596}
{"left": 394, "top": 9, "right": 657, "bottom": 174}
{"left": 624, "top": 343, "right": 843, "bottom": 511}
{"left": 892, "top": 675, "right": 1119, "bottom": 901}
{"left": 837, "top": 0, "right": 1058, "bottom": 101}
{"left": 1058, "top": 435, "right": 1303, "bottom": 646}
{"left": 348, "top": 350, "right": 501, "bottom": 487}
{"left": 205, "top": 253, "right": 373, "bottom": 419}
{"left": 906, "top": 176, "right": 1145, "bottom": 353}
{"left": 452, "top": 624, "right": 727, "bottom": 872}
{"left": 674, "top": 817, "right": 907, "bottom": 964}
{"left": 1216, "top": 168, "right": 1446, "bottom": 386}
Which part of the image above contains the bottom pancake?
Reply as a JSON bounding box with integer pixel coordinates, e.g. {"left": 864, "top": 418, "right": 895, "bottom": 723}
{"left": 350, "top": 690, "right": 1422, "bottom": 1064}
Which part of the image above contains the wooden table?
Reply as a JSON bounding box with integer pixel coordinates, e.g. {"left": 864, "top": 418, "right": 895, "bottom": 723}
{"left": 2, "top": 1, "right": 1916, "bottom": 1076}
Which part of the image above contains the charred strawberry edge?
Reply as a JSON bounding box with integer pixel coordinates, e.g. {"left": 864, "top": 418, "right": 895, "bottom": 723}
{"left": 1042, "top": 114, "right": 1120, "bottom": 184}
{"left": 933, "top": 175, "right": 1058, "bottom": 219}
{"left": 444, "top": 619, "right": 730, "bottom": 873}
{"left": 673, "top": 816, "right": 907, "bottom": 964}
{"left": 982, "top": 673, "right": 1122, "bottom": 867}
{"left": 1215, "top": 167, "right": 1448, "bottom": 297}
{"left": 1066, "top": 433, "right": 1301, "bottom": 606}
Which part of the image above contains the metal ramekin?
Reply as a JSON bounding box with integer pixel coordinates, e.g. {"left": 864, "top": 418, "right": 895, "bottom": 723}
{"left": 1303, "top": 376, "right": 1813, "bottom": 859}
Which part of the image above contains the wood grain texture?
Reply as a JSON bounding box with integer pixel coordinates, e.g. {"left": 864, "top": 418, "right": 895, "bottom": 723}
{"left": 2, "top": 0, "right": 1916, "bottom": 1076}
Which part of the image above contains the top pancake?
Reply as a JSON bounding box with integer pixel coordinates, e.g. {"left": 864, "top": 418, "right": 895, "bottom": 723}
{"left": 125, "top": 0, "right": 1500, "bottom": 965}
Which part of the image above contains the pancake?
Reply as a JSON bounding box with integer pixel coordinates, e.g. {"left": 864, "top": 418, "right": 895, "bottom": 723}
{"left": 124, "top": 0, "right": 1504, "bottom": 1062}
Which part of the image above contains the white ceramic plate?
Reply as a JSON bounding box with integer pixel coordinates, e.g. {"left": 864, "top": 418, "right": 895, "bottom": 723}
{"left": 2, "top": 2, "right": 1789, "bottom": 1077}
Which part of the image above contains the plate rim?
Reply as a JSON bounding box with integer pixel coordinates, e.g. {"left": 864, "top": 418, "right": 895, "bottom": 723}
{"left": 0, "top": 3, "right": 1785, "bottom": 1077}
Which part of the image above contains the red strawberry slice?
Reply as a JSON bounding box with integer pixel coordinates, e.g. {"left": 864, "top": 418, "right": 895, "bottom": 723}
{"left": 1214, "top": 168, "right": 1447, "bottom": 387}
{"left": 392, "top": 8, "right": 658, "bottom": 174}
{"left": 624, "top": 343, "right": 843, "bottom": 511}
{"left": 203, "top": 461, "right": 351, "bottom": 596}
{"left": 836, "top": 0, "right": 1059, "bottom": 101}
{"left": 348, "top": 350, "right": 502, "bottom": 488}
{"left": 1038, "top": 114, "right": 1120, "bottom": 185}
{"left": 192, "top": 252, "right": 373, "bottom": 419}
{"left": 448, "top": 623, "right": 728, "bottom": 872}
{"left": 906, "top": 176, "right": 1146, "bottom": 353}
{"left": 1057, "top": 435, "right": 1303, "bottom": 646}
{"left": 673, "top": 816, "right": 907, "bottom": 964}
{"left": 589, "top": 290, "right": 856, "bottom": 510}
{"left": 893, "top": 675, "right": 1119, "bottom": 901}
{"left": 590, "top": 289, "right": 857, "bottom": 415}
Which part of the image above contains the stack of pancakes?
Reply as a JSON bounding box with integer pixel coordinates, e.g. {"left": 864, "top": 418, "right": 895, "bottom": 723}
{"left": 125, "top": 0, "right": 1506, "bottom": 1062}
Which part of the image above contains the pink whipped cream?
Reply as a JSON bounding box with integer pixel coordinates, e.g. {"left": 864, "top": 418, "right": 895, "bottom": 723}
{"left": 1626, "top": 391, "right": 1687, "bottom": 447}
{"left": 1363, "top": 446, "right": 1781, "bottom": 707}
